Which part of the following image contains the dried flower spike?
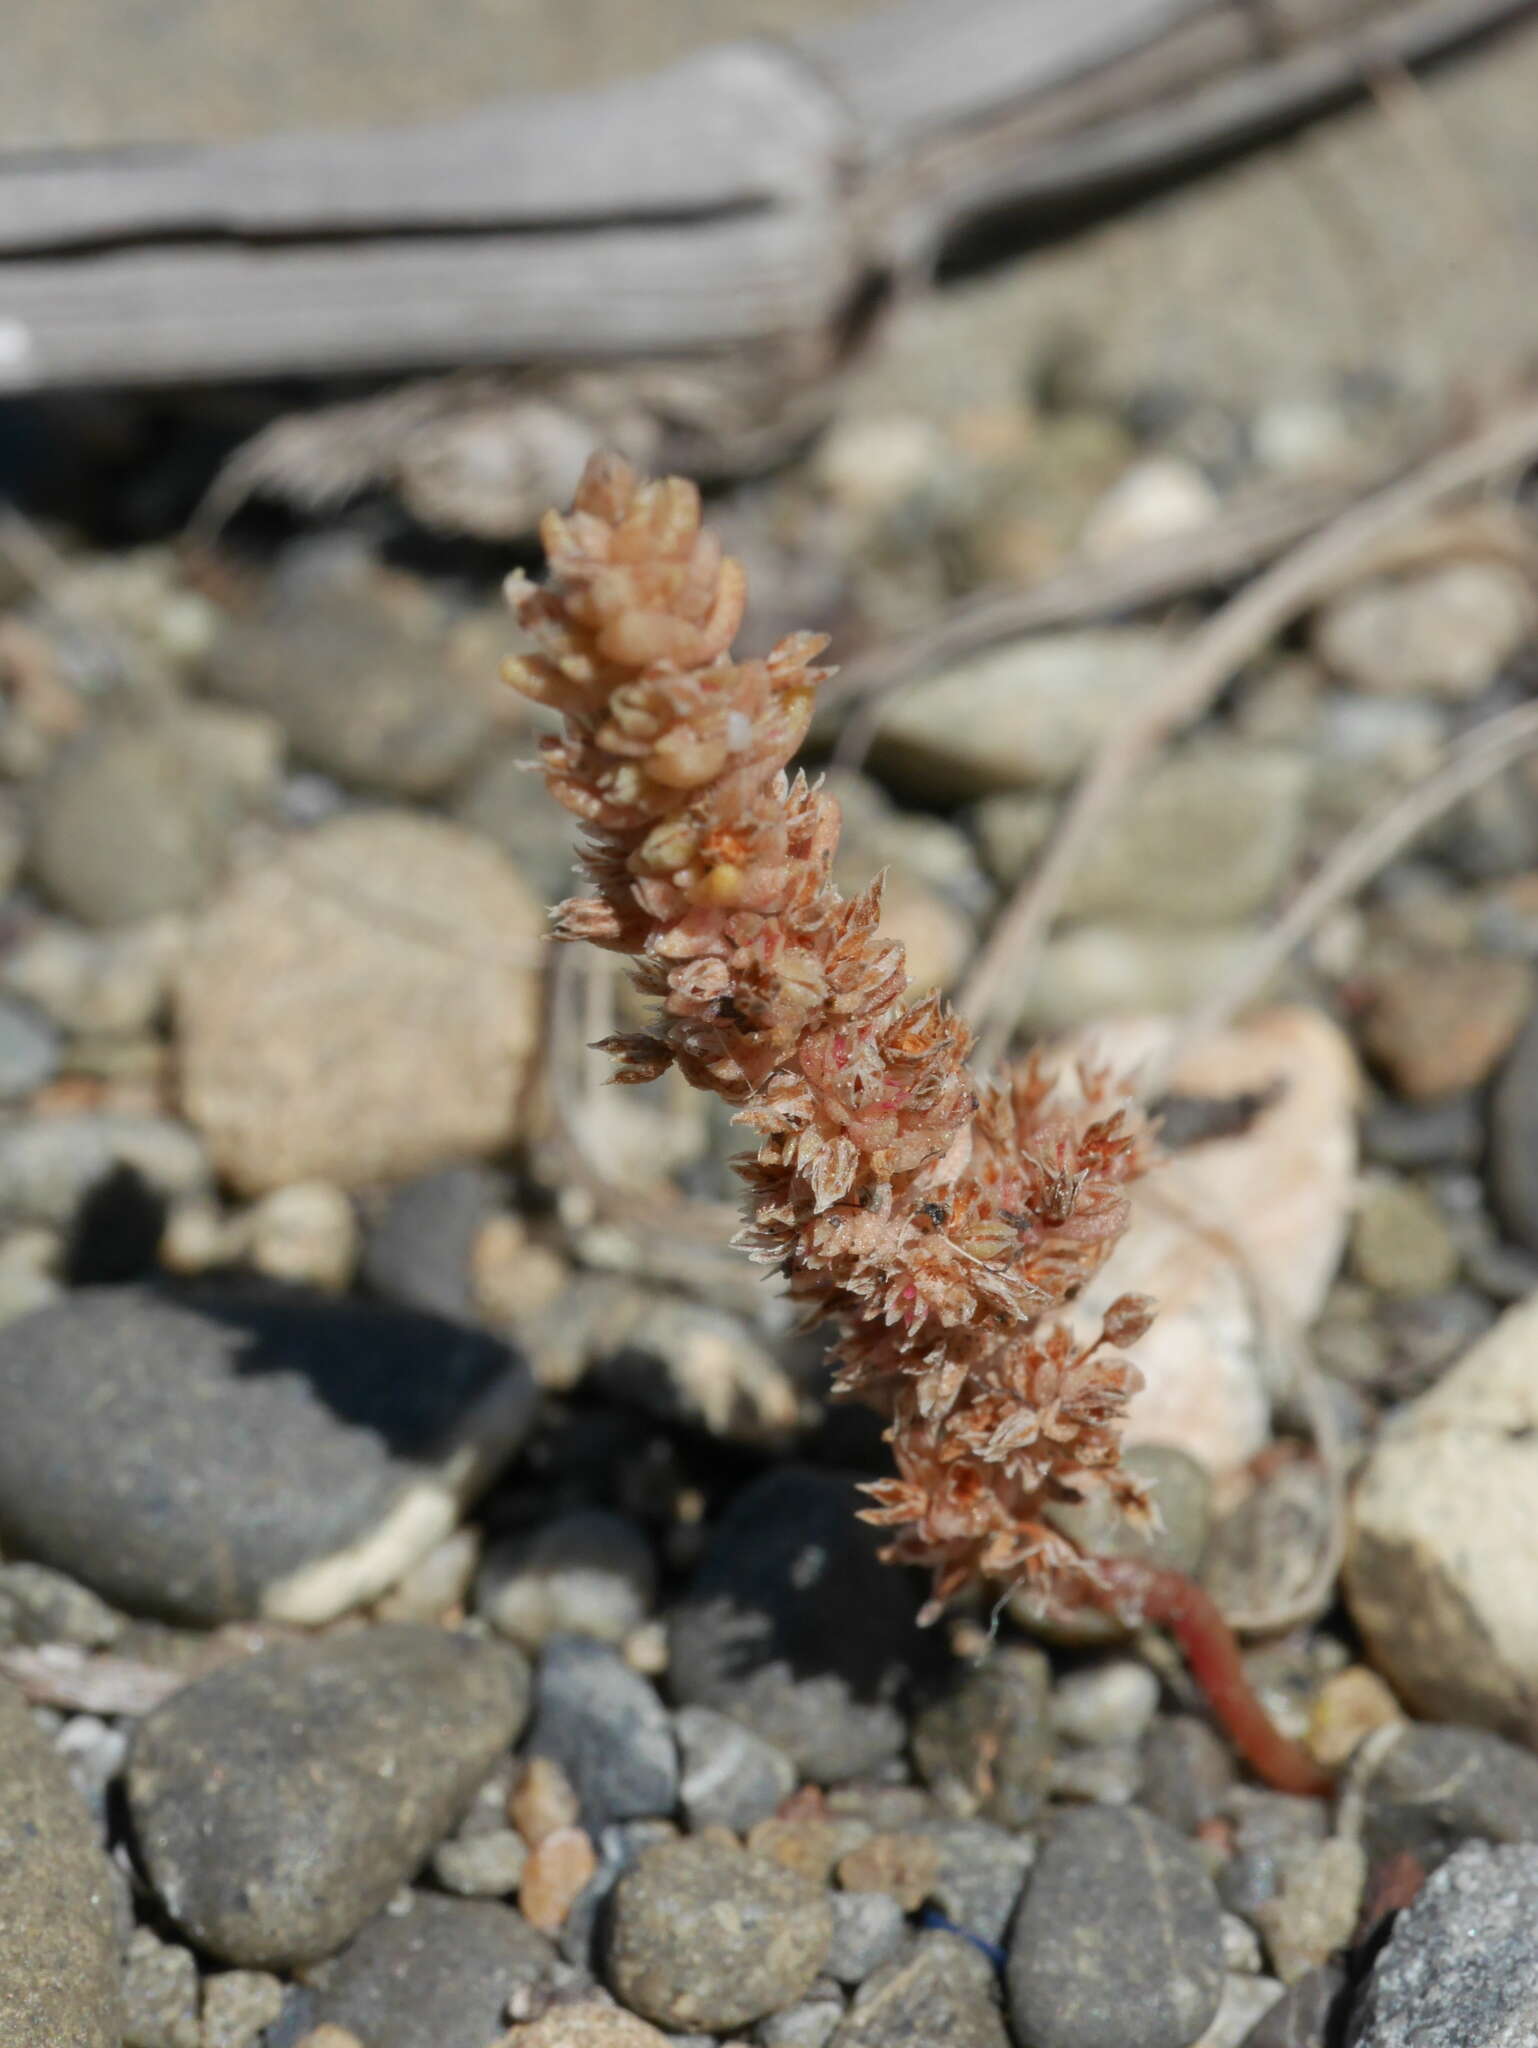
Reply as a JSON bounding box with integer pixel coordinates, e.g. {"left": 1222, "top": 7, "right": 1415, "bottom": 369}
{"left": 505, "top": 454, "right": 1330, "bottom": 1796}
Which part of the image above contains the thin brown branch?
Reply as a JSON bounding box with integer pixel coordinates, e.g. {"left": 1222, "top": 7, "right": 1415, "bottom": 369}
{"left": 957, "top": 396, "right": 1538, "bottom": 1069}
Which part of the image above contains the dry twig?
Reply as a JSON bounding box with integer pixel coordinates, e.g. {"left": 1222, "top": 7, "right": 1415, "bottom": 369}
{"left": 957, "top": 396, "right": 1538, "bottom": 1067}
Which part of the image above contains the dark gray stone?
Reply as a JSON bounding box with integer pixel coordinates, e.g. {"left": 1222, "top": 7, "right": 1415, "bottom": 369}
{"left": 830, "top": 1932, "right": 1009, "bottom": 2048}
{"left": 528, "top": 1635, "right": 677, "bottom": 1832}
{"left": 360, "top": 1162, "right": 507, "bottom": 1323}
{"left": 825, "top": 1891, "right": 909, "bottom": 1986}
{"left": 914, "top": 1818, "right": 1035, "bottom": 1948}
{"left": 0, "top": 993, "right": 60, "bottom": 1098}
{"left": 309, "top": 1890, "right": 556, "bottom": 2048}
{"left": 0, "top": 1678, "right": 123, "bottom": 2047}
{"left": 0, "top": 1286, "right": 534, "bottom": 1623}
{"left": 30, "top": 722, "right": 238, "bottom": 926}
{"left": 1241, "top": 1963, "right": 1348, "bottom": 2047}
{"left": 605, "top": 1836, "right": 832, "bottom": 2033}
{"left": 676, "top": 1704, "right": 798, "bottom": 1834}
{"left": 207, "top": 574, "right": 495, "bottom": 799}
{"left": 668, "top": 1467, "right": 930, "bottom": 1783}
{"left": 1362, "top": 1095, "right": 1483, "bottom": 1171}
{"left": 1347, "top": 1842, "right": 1538, "bottom": 2047}
{"left": 1490, "top": 1008, "right": 1538, "bottom": 1254}
{"left": 1140, "top": 1715, "right": 1237, "bottom": 1835}
{"left": 1007, "top": 1806, "right": 1225, "bottom": 2048}
{"left": 1217, "top": 1791, "right": 1330, "bottom": 1920}
{"left": 911, "top": 1646, "right": 1053, "bottom": 1828}
{"left": 1348, "top": 1722, "right": 1538, "bottom": 1871}
{"left": 127, "top": 1624, "right": 528, "bottom": 1967}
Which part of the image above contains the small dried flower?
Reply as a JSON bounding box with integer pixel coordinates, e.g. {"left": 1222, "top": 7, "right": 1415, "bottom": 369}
{"left": 505, "top": 454, "right": 1153, "bottom": 1618}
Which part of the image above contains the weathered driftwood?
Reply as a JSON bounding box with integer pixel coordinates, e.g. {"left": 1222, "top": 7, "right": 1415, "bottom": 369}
{"left": 0, "top": 0, "right": 1529, "bottom": 393}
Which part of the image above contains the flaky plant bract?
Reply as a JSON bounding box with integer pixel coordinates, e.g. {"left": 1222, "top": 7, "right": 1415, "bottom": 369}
{"left": 504, "top": 455, "right": 1329, "bottom": 1795}
{"left": 505, "top": 453, "right": 1153, "bottom": 1618}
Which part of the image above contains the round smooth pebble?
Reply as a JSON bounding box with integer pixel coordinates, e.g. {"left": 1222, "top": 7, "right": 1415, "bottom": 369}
{"left": 604, "top": 1836, "right": 832, "bottom": 2033}
{"left": 430, "top": 1828, "right": 528, "bottom": 1899}
{"left": 0, "top": 1286, "right": 535, "bottom": 1626}
{"left": 29, "top": 721, "right": 238, "bottom": 926}
{"left": 674, "top": 1704, "right": 797, "bottom": 1834}
{"left": 174, "top": 812, "right": 543, "bottom": 1194}
{"left": 476, "top": 1510, "right": 657, "bottom": 1652}
{"left": 669, "top": 1467, "right": 930, "bottom": 1783}
{"left": 1345, "top": 1723, "right": 1538, "bottom": 1869}
{"left": 1345, "top": 1290, "right": 1538, "bottom": 1737}
{"left": 307, "top": 1891, "right": 556, "bottom": 2048}
{"left": 825, "top": 1891, "right": 909, "bottom": 1986}
{"left": 1006, "top": 1807, "right": 1225, "bottom": 2048}
{"left": 127, "top": 1626, "right": 529, "bottom": 1967}
{"left": 526, "top": 1635, "right": 677, "bottom": 1833}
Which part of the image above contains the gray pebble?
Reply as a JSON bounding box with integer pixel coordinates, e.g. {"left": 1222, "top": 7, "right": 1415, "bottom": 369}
{"left": 1007, "top": 1806, "right": 1225, "bottom": 2048}
{"left": 1363, "top": 1095, "right": 1483, "bottom": 1171}
{"left": 916, "top": 1817, "right": 1035, "bottom": 1948}
{"left": 1140, "top": 1715, "right": 1237, "bottom": 1835}
{"left": 1243, "top": 1963, "right": 1349, "bottom": 2047}
{"left": 309, "top": 1890, "right": 557, "bottom": 2048}
{"left": 55, "top": 1713, "right": 129, "bottom": 1822}
{"left": 0, "top": 1286, "right": 534, "bottom": 1624}
{"left": 831, "top": 1931, "right": 1008, "bottom": 2048}
{"left": 1050, "top": 1658, "right": 1161, "bottom": 1749}
{"left": 29, "top": 721, "right": 239, "bottom": 926}
{"left": 0, "top": 1115, "right": 208, "bottom": 1229}
{"left": 200, "top": 1970, "right": 285, "bottom": 2048}
{"left": 0, "top": 994, "right": 59, "bottom": 1098}
{"left": 1347, "top": 1722, "right": 1538, "bottom": 1871}
{"left": 361, "top": 1162, "right": 508, "bottom": 1323}
{"left": 1218, "top": 1790, "right": 1330, "bottom": 1920}
{"left": 669, "top": 1467, "right": 930, "bottom": 1784}
{"left": 430, "top": 1827, "right": 529, "bottom": 1898}
{"left": 1489, "top": 1008, "right": 1538, "bottom": 1254}
{"left": 0, "top": 1678, "right": 123, "bottom": 2046}
{"left": 911, "top": 1647, "right": 1053, "bottom": 1827}
{"left": 605, "top": 1835, "right": 832, "bottom": 2033}
{"left": 1348, "top": 1842, "right": 1538, "bottom": 2047}
{"left": 127, "top": 1625, "right": 528, "bottom": 1967}
{"left": 121, "top": 1925, "right": 200, "bottom": 2048}
{"left": 676, "top": 1703, "right": 798, "bottom": 1834}
{"left": 477, "top": 1510, "right": 657, "bottom": 1652}
{"left": 825, "top": 1890, "right": 909, "bottom": 1986}
{"left": 1047, "top": 1740, "right": 1143, "bottom": 1805}
{"left": 529, "top": 1634, "right": 677, "bottom": 1833}
{"left": 759, "top": 1990, "right": 846, "bottom": 2048}
{"left": 0, "top": 1560, "right": 123, "bottom": 1647}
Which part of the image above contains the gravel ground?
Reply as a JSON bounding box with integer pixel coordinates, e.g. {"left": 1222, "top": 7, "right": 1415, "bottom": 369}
{"left": 5, "top": 21, "right": 1538, "bottom": 2048}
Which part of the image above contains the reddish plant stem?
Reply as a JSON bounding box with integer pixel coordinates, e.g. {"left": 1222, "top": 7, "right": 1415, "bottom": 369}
{"left": 1087, "top": 1557, "right": 1334, "bottom": 1797}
